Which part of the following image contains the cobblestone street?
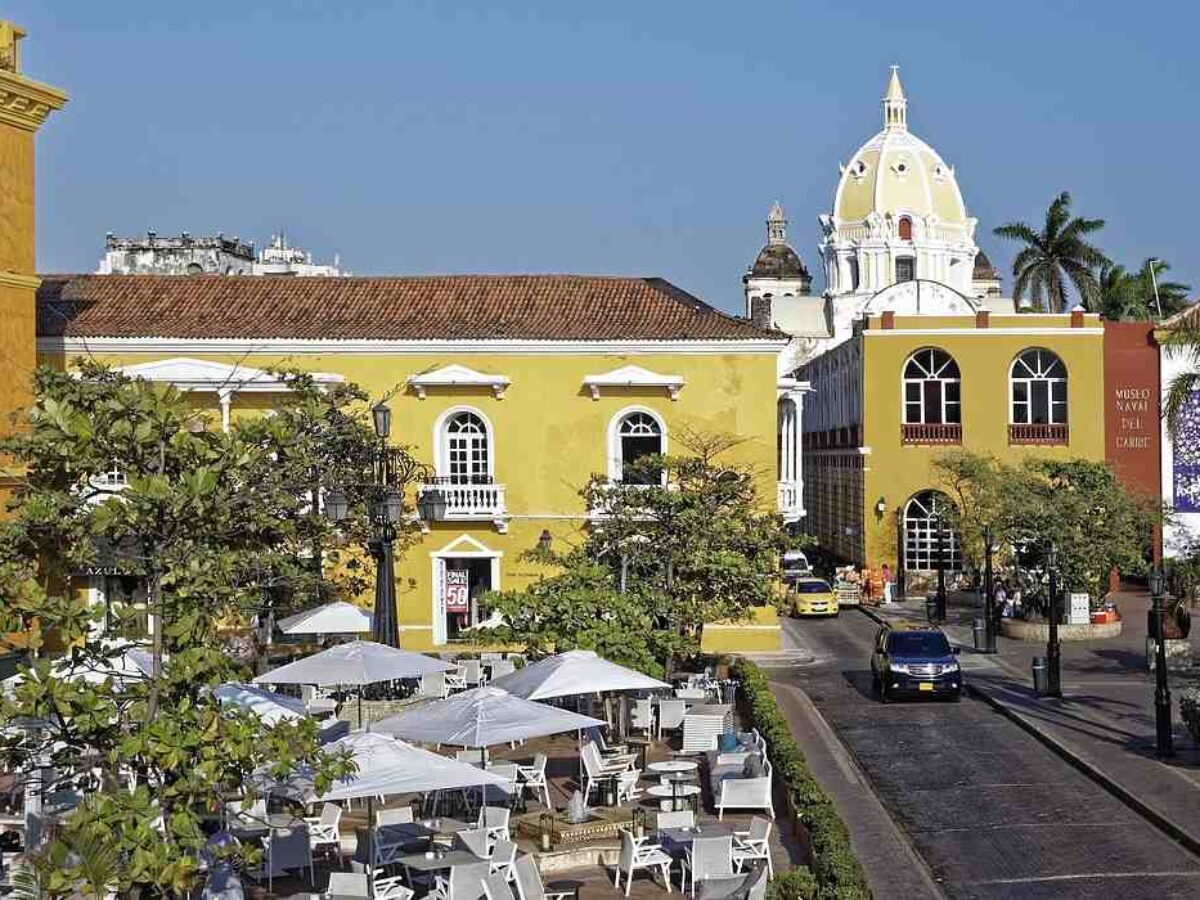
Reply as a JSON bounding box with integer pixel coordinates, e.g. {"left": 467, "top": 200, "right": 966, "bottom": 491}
{"left": 771, "top": 611, "right": 1200, "bottom": 899}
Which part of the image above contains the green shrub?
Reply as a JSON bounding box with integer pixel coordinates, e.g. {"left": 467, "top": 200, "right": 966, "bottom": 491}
{"left": 733, "top": 659, "right": 872, "bottom": 900}
{"left": 767, "top": 867, "right": 818, "bottom": 900}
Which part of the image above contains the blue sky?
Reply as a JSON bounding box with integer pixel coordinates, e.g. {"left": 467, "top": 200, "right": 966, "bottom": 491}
{"left": 18, "top": 1, "right": 1199, "bottom": 312}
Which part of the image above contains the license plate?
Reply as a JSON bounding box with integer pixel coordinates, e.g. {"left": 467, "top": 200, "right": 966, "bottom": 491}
{"left": 918, "top": 682, "right": 934, "bottom": 692}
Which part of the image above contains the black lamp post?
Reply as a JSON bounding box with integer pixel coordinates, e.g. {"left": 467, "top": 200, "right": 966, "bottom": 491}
{"left": 982, "top": 524, "right": 997, "bottom": 654}
{"left": 1149, "top": 566, "right": 1174, "bottom": 758}
{"left": 324, "top": 400, "right": 437, "bottom": 649}
{"left": 1045, "top": 542, "right": 1062, "bottom": 698}
{"left": 935, "top": 515, "right": 947, "bottom": 623}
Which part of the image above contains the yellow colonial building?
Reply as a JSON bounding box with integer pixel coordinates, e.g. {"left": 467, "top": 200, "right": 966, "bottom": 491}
{"left": 799, "top": 304, "right": 1106, "bottom": 586}
{"left": 0, "top": 23, "right": 66, "bottom": 504}
{"left": 35, "top": 274, "right": 802, "bottom": 650}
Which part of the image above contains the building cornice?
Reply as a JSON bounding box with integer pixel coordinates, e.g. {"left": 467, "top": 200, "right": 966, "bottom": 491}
{"left": 38, "top": 336, "right": 789, "bottom": 356}
{"left": 0, "top": 69, "right": 67, "bottom": 132}
{"left": 863, "top": 328, "right": 1103, "bottom": 337}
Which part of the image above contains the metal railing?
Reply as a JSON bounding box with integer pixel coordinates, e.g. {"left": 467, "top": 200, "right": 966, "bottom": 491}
{"left": 901, "top": 423, "right": 963, "bottom": 444}
{"left": 419, "top": 481, "right": 506, "bottom": 519}
{"left": 1008, "top": 423, "right": 1069, "bottom": 445}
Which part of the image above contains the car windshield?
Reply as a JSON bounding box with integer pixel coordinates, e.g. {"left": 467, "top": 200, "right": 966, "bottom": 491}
{"left": 888, "top": 631, "right": 951, "bottom": 656}
{"left": 795, "top": 581, "right": 832, "bottom": 594}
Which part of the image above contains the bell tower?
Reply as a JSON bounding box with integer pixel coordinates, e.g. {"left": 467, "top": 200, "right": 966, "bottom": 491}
{"left": 0, "top": 23, "right": 66, "bottom": 450}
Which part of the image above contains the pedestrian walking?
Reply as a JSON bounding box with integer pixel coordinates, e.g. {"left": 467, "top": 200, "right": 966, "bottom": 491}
{"left": 882, "top": 563, "right": 895, "bottom": 604}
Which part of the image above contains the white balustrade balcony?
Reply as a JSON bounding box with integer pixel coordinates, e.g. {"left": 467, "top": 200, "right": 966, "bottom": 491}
{"left": 777, "top": 480, "right": 804, "bottom": 522}
{"left": 419, "top": 480, "right": 508, "bottom": 531}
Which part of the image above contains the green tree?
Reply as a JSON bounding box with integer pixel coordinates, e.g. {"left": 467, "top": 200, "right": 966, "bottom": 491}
{"left": 933, "top": 451, "right": 1155, "bottom": 603}
{"left": 1099, "top": 258, "right": 1191, "bottom": 321}
{"left": 1162, "top": 308, "right": 1200, "bottom": 441}
{"left": 481, "top": 431, "right": 800, "bottom": 672}
{"left": 994, "top": 191, "right": 1109, "bottom": 312}
{"left": 0, "top": 362, "right": 423, "bottom": 894}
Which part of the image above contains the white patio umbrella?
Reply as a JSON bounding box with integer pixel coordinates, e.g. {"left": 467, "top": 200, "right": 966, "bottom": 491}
{"left": 253, "top": 640, "right": 454, "bottom": 724}
{"left": 487, "top": 649, "right": 669, "bottom": 700}
{"left": 258, "top": 732, "right": 509, "bottom": 898}
{"left": 374, "top": 685, "right": 605, "bottom": 751}
{"left": 3, "top": 646, "right": 155, "bottom": 691}
{"left": 213, "top": 682, "right": 308, "bottom": 725}
{"left": 277, "top": 601, "right": 372, "bottom": 636}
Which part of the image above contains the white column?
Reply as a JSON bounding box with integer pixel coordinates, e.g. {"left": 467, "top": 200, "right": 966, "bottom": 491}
{"left": 218, "top": 388, "right": 233, "bottom": 433}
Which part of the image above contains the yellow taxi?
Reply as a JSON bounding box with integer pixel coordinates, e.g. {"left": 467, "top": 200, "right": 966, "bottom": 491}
{"left": 790, "top": 577, "right": 839, "bottom": 617}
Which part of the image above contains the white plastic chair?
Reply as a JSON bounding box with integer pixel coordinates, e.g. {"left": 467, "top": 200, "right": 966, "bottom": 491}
{"left": 477, "top": 806, "right": 511, "bottom": 843}
{"left": 305, "top": 802, "right": 343, "bottom": 866}
{"left": 489, "top": 838, "right": 518, "bottom": 880}
{"left": 513, "top": 855, "right": 573, "bottom": 900}
{"left": 581, "top": 742, "right": 639, "bottom": 802}
{"left": 456, "top": 826, "right": 493, "bottom": 859}
{"left": 446, "top": 666, "right": 468, "bottom": 692}
{"left": 462, "top": 659, "right": 485, "bottom": 688}
{"left": 484, "top": 872, "right": 517, "bottom": 900}
{"left": 433, "top": 860, "right": 492, "bottom": 900}
{"left": 421, "top": 671, "right": 450, "bottom": 699}
{"left": 614, "top": 829, "right": 673, "bottom": 896}
{"left": 517, "top": 753, "right": 550, "bottom": 808}
{"left": 681, "top": 835, "right": 734, "bottom": 897}
{"left": 262, "top": 824, "right": 314, "bottom": 893}
{"left": 716, "top": 775, "right": 774, "bottom": 820}
{"left": 657, "top": 700, "right": 687, "bottom": 738}
{"left": 630, "top": 698, "right": 654, "bottom": 737}
{"left": 732, "top": 816, "right": 773, "bottom": 877}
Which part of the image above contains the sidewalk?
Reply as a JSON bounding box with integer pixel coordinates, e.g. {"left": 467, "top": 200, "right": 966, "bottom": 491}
{"left": 862, "top": 589, "right": 1200, "bottom": 854}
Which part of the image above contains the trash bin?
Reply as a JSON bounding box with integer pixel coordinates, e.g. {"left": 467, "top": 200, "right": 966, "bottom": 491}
{"left": 1031, "top": 656, "right": 1048, "bottom": 695}
{"left": 973, "top": 618, "right": 986, "bottom": 651}
{"left": 925, "top": 595, "right": 939, "bottom": 623}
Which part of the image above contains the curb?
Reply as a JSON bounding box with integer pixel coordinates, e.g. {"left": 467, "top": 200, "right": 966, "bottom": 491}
{"left": 854, "top": 606, "right": 1200, "bottom": 861}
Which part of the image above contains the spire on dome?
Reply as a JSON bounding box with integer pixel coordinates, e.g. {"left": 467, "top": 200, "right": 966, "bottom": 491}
{"left": 766, "top": 201, "right": 788, "bottom": 245}
{"left": 882, "top": 65, "right": 907, "bottom": 131}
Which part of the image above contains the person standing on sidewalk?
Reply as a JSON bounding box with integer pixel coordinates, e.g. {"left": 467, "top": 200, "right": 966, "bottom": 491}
{"left": 881, "top": 563, "right": 895, "bottom": 605}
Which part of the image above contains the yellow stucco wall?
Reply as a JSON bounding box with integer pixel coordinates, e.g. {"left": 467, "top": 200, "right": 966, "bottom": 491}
{"left": 700, "top": 606, "right": 781, "bottom": 654}
{"left": 41, "top": 349, "right": 782, "bottom": 650}
{"left": 859, "top": 313, "right": 1106, "bottom": 569}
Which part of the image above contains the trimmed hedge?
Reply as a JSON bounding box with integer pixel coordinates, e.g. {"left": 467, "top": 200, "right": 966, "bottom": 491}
{"left": 734, "top": 659, "right": 872, "bottom": 900}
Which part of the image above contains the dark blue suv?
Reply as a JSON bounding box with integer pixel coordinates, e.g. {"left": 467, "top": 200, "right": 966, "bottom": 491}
{"left": 870, "top": 625, "right": 962, "bottom": 702}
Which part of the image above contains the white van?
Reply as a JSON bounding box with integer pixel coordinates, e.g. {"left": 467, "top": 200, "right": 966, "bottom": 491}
{"left": 781, "top": 550, "right": 812, "bottom": 580}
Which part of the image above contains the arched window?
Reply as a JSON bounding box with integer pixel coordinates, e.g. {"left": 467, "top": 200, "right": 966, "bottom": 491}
{"left": 1011, "top": 349, "right": 1067, "bottom": 425}
{"left": 441, "top": 410, "right": 491, "bottom": 484}
{"left": 903, "top": 349, "right": 961, "bottom": 425}
{"left": 903, "top": 491, "right": 961, "bottom": 572}
{"left": 895, "top": 257, "right": 915, "bottom": 283}
{"left": 848, "top": 258, "right": 860, "bottom": 291}
{"left": 898, "top": 216, "right": 913, "bottom": 241}
{"left": 612, "top": 410, "right": 664, "bottom": 485}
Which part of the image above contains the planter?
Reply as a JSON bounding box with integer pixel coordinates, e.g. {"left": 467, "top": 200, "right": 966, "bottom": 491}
{"left": 1000, "top": 618, "right": 1123, "bottom": 642}
{"left": 1146, "top": 637, "right": 1193, "bottom": 673}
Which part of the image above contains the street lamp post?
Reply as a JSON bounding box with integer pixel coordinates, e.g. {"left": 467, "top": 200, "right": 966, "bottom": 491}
{"left": 1045, "top": 543, "right": 1062, "bottom": 697}
{"left": 1149, "top": 566, "right": 1174, "bottom": 758}
{"left": 935, "top": 515, "right": 947, "bottom": 623}
{"left": 324, "top": 401, "right": 439, "bottom": 648}
{"left": 982, "top": 524, "right": 997, "bottom": 654}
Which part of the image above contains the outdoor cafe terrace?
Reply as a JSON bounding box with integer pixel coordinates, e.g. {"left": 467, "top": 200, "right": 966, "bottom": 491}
{"left": 233, "top": 654, "right": 800, "bottom": 900}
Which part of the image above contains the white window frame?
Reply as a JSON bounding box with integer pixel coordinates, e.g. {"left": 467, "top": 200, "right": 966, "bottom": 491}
{"left": 902, "top": 491, "right": 961, "bottom": 573}
{"left": 902, "top": 348, "right": 961, "bottom": 425}
{"left": 1009, "top": 348, "right": 1068, "bottom": 426}
{"left": 434, "top": 406, "right": 495, "bottom": 483}
{"left": 430, "top": 534, "right": 503, "bottom": 646}
{"left": 606, "top": 405, "right": 667, "bottom": 484}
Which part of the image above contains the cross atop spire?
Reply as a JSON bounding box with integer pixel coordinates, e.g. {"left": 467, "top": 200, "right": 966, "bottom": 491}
{"left": 882, "top": 65, "right": 907, "bottom": 131}
{"left": 767, "top": 201, "right": 787, "bottom": 245}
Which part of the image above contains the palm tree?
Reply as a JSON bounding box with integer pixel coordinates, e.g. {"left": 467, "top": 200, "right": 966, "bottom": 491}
{"left": 1133, "top": 258, "right": 1191, "bottom": 319}
{"left": 1164, "top": 307, "right": 1200, "bottom": 440}
{"left": 1097, "top": 261, "right": 1136, "bottom": 320}
{"left": 994, "top": 191, "right": 1109, "bottom": 312}
{"left": 1098, "top": 258, "right": 1191, "bottom": 321}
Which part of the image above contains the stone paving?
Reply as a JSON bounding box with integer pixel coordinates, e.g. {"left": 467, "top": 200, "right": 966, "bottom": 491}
{"left": 868, "top": 589, "right": 1200, "bottom": 852}
{"left": 774, "top": 609, "right": 1200, "bottom": 899}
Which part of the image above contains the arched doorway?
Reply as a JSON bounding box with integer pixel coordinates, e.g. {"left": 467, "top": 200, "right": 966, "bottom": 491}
{"left": 901, "top": 490, "right": 961, "bottom": 577}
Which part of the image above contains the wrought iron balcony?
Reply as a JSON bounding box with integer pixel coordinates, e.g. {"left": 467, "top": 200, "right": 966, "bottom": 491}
{"left": 901, "top": 423, "right": 962, "bottom": 445}
{"left": 1008, "top": 423, "right": 1069, "bottom": 445}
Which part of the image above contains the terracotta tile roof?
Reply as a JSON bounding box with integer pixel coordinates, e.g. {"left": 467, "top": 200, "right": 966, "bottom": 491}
{"left": 36, "top": 275, "right": 781, "bottom": 343}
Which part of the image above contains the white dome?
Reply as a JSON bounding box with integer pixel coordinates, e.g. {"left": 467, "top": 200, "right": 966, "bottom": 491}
{"left": 831, "top": 69, "right": 969, "bottom": 230}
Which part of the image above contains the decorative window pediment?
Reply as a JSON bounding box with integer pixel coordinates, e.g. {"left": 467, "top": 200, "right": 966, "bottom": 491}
{"left": 117, "top": 357, "right": 343, "bottom": 392}
{"left": 582, "top": 365, "right": 684, "bottom": 401}
{"left": 407, "top": 364, "right": 510, "bottom": 399}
